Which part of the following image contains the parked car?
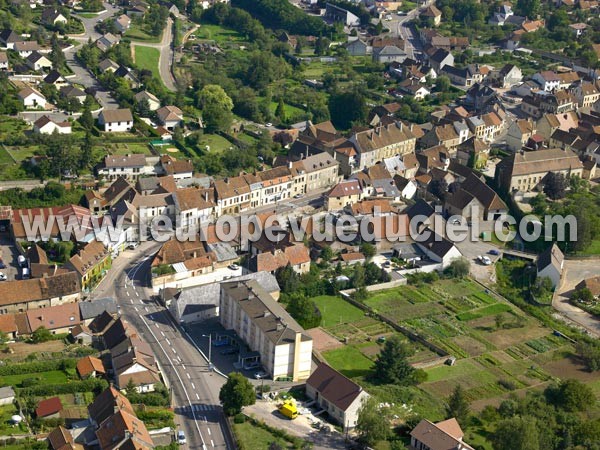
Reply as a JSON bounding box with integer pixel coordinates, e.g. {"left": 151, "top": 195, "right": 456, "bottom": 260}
{"left": 220, "top": 347, "right": 239, "bottom": 355}
{"left": 177, "top": 430, "right": 186, "bottom": 445}
{"left": 243, "top": 361, "right": 260, "bottom": 371}
{"left": 477, "top": 255, "right": 492, "bottom": 265}
{"left": 17, "top": 255, "right": 26, "bottom": 268}
{"left": 212, "top": 339, "right": 229, "bottom": 347}
{"left": 128, "top": 242, "right": 139, "bottom": 250}
{"left": 228, "top": 264, "right": 240, "bottom": 271}
{"left": 254, "top": 371, "right": 268, "bottom": 379}
{"left": 488, "top": 249, "right": 500, "bottom": 256}
{"left": 0, "top": 272, "right": 6, "bottom": 281}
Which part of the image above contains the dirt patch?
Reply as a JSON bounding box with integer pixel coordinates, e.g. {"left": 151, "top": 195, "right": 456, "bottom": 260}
{"left": 487, "top": 350, "right": 517, "bottom": 364}
{"left": 4, "top": 340, "right": 66, "bottom": 361}
{"left": 485, "top": 325, "right": 548, "bottom": 349}
{"left": 452, "top": 336, "right": 487, "bottom": 356}
{"left": 167, "top": 148, "right": 178, "bottom": 153}
{"left": 360, "top": 344, "right": 381, "bottom": 359}
{"left": 543, "top": 355, "right": 598, "bottom": 382}
{"left": 306, "top": 328, "right": 343, "bottom": 352}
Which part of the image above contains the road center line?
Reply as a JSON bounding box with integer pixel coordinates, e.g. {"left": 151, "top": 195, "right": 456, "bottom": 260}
{"left": 191, "top": 383, "right": 195, "bottom": 389}
{"left": 186, "top": 373, "right": 191, "bottom": 379}
{"left": 196, "top": 393, "right": 200, "bottom": 400}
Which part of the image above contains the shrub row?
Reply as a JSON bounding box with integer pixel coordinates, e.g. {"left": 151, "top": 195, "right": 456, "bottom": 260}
{"left": 0, "top": 358, "right": 76, "bottom": 376}
{"left": 18, "top": 378, "right": 108, "bottom": 396}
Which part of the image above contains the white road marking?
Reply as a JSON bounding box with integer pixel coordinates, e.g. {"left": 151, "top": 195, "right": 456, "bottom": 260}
{"left": 172, "top": 348, "right": 177, "bottom": 354}
{"left": 186, "top": 373, "right": 191, "bottom": 379}
{"left": 136, "top": 291, "right": 140, "bottom": 297}
{"left": 161, "top": 331, "right": 165, "bottom": 337}
{"left": 191, "top": 383, "right": 195, "bottom": 389}
{"left": 155, "top": 323, "right": 160, "bottom": 328}
{"left": 126, "top": 291, "right": 130, "bottom": 296}
{"left": 207, "top": 428, "right": 211, "bottom": 436}
{"left": 182, "top": 364, "right": 186, "bottom": 370}
{"left": 165, "top": 339, "right": 171, "bottom": 345}
{"left": 211, "top": 439, "right": 214, "bottom": 447}
{"left": 144, "top": 307, "right": 148, "bottom": 312}
{"left": 196, "top": 393, "right": 200, "bottom": 400}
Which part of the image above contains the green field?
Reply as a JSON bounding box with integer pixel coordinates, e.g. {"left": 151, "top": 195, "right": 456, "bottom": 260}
{"left": 126, "top": 24, "right": 161, "bottom": 43}
{"left": 134, "top": 46, "right": 161, "bottom": 80}
{"left": 269, "top": 101, "right": 305, "bottom": 119}
{"left": 200, "top": 134, "right": 234, "bottom": 153}
{"left": 311, "top": 295, "right": 365, "bottom": 328}
{"left": 0, "top": 370, "right": 69, "bottom": 387}
{"left": 194, "top": 23, "right": 245, "bottom": 43}
{"left": 323, "top": 345, "right": 374, "bottom": 378}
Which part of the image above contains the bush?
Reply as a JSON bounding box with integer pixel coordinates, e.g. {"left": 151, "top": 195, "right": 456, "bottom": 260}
{"left": 233, "top": 413, "right": 246, "bottom": 424}
{"left": 0, "top": 359, "right": 77, "bottom": 376}
{"left": 19, "top": 378, "right": 108, "bottom": 396}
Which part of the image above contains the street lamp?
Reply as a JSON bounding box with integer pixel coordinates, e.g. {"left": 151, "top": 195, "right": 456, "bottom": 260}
{"left": 202, "top": 334, "right": 213, "bottom": 371}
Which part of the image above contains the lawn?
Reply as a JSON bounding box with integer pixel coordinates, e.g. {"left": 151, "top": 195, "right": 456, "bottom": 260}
{"left": 577, "top": 239, "right": 600, "bottom": 255}
{"left": 77, "top": 12, "right": 99, "bottom": 18}
{"left": 195, "top": 23, "right": 245, "bottom": 44}
{"left": 0, "top": 370, "right": 69, "bottom": 388}
{"left": 125, "top": 23, "right": 161, "bottom": 43}
{"left": 134, "top": 46, "right": 161, "bottom": 80}
{"left": 200, "top": 134, "right": 234, "bottom": 153}
{"left": 311, "top": 295, "right": 365, "bottom": 328}
{"left": 5, "top": 145, "right": 42, "bottom": 163}
{"left": 322, "top": 345, "right": 373, "bottom": 378}
{"left": 269, "top": 101, "right": 305, "bottom": 119}
{"left": 456, "top": 303, "right": 512, "bottom": 321}
{"left": 233, "top": 421, "right": 295, "bottom": 449}
{"left": 0, "top": 404, "right": 28, "bottom": 436}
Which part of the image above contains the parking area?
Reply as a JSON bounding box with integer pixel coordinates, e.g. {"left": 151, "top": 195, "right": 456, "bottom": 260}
{"left": 0, "top": 233, "right": 21, "bottom": 281}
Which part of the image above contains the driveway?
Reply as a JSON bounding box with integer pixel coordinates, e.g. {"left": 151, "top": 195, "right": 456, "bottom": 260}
{"left": 66, "top": 2, "right": 120, "bottom": 111}
{"left": 554, "top": 259, "right": 600, "bottom": 337}
{"left": 0, "top": 235, "right": 21, "bottom": 282}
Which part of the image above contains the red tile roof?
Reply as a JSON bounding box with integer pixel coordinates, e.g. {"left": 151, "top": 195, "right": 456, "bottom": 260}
{"left": 36, "top": 397, "right": 63, "bottom": 418}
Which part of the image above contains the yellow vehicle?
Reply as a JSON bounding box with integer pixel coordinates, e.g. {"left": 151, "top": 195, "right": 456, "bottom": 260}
{"left": 278, "top": 400, "right": 298, "bottom": 420}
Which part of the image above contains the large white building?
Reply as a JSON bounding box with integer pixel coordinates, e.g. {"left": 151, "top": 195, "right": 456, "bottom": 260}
{"left": 219, "top": 280, "right": 313, "bottom": 381}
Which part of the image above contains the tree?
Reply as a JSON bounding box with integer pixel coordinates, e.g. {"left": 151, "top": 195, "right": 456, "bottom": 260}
{"left": 572, "top": 287, "right": 594, "bottom": 303}
{"left": 359, "top": 242, "right": 376, "bottom": 259}
{"left": 444, "top": 257, "right": 470, "bottom": 279}
{"left": 286, "top": 293, "right": 322, "bottom": 329}
{"left": 446, "top": 385, "right": 470, "bottom": 426}
{"left": 276, "top": 264, "right": 300, "bottom": 294}
{"left": 320, "top": 246, "right": 333, "bottom": 262}
{"left": 219, "top": 372, "right": 255, "bottom": 416}
{"left": 351, "top": 263, "right": 366, "bottom": 288}
{"left": 79, "top": 99, "right": 94, "bottom": 130}
{"left": 531, "top": 276, "right": 553, "bottom": 299}
{"left": 196, "top": 84, "right": 234, "bottom": 133}
{"left": 50, "top": 33, "right": 66, "bottom": 71}
{"left": 356, "top": 397, "right": 390, "bottom": 447}
{"left": 328, "top": 90, "right": 366, "bottom": 130}
{"left": 516, "top": 0, "right": 540, "bottom": 18}
{"left": 545, "top": 379, "right": 595, "bottom": 412}
{"left": 491, "top": 416, "right": 540, "bottom": 450}
{"left": 31, "top": 327, "right": 53, "bottom": 344}
{"left": 543, "top": 172, "right": 567, "bottom": 200}
{"left": 435, "top": 75, "right": 451, "bottom": 93}
{"left": 125, "top": 378, "right": 137, "bottom": 396}
{"left": 79, "top": 131, "right": 94, "bottom": 171}
{"left": 275, "top": 97, "right": 286, "bottom": 123}
{"left": 576, "top": 341, "right": 600, "bottom": 371}
{"left": 373, "top": 336, "right": 418, "bottom": 385}
{"left": 314, "top": 36, "right": 330, "bottom": 56}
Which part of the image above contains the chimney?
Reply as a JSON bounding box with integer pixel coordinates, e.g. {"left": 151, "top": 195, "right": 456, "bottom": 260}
{"left": 204, "top": 191, "right": 208, "bottom": 202}
{"left": 288, "top": 161, "right": 293, "bottom": 169}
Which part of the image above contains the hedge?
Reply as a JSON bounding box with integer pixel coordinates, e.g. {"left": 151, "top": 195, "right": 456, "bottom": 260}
{"left": 18, "top": 378, "right": 108, "bottom": 396}
{"left": 0, "top": 358, "right": 77, "bottom": 376}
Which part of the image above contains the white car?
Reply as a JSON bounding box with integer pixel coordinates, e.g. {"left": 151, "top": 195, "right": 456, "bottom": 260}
{"left": 478, "top": 255, "right": 492, "bottom": 265}
{"left": 177, "top": 430, "right": 186, "bottom": 445}
{"left": 265, "top": 123, "right": 273, "bottom": 127}
{"left": 228, "top": 264, "right": 240, "bottom": 271}
{"left": 254, "top": 371, "right": 268, "bottom": 379}
{"left": 0, "top": 273, "right": 6, "bottom": 281}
